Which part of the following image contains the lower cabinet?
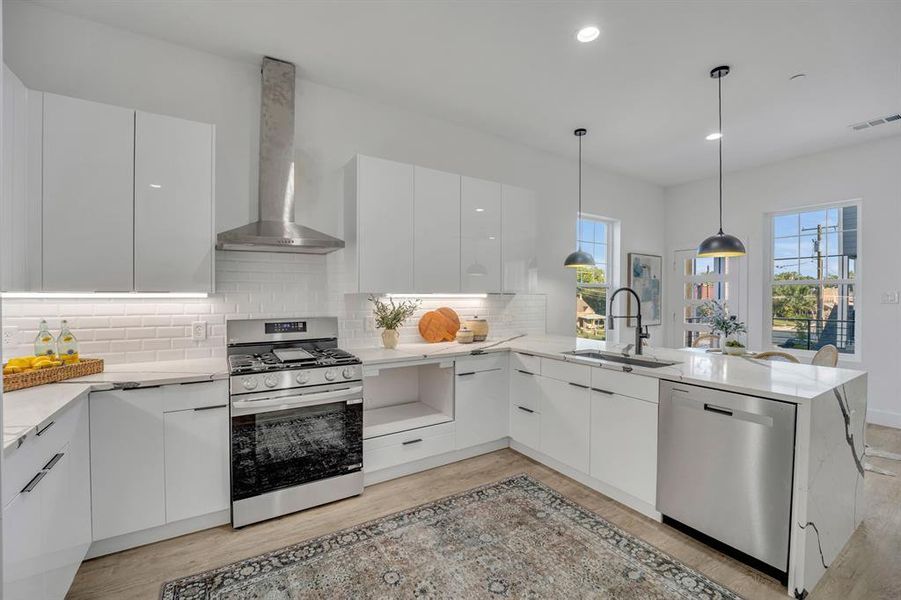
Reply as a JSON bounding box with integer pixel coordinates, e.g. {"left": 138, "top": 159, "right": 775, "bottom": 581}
{"left": 509, "top": 368, "right": 541, "bottom": 448}
{"left": 3, "top": 398, "right": 91, "bottom": 600}
{"left": 364, "top": 422, "right": 456, "bottom": 473}
{"left": 454, "top": 356, "right": 508, "bottom": 449}
{"left": 589, "top": 390, "right": 658, "bottom": 505}
{"left": 539, "top": 378, "right": 590, "bottom": 473}
{"left": 90, "top": 381, "right": 229, "bottom": 542}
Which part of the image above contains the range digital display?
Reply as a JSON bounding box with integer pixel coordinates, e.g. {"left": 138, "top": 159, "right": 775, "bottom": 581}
{"left": 265, "top": 321, "right": 307, "bottom": 334}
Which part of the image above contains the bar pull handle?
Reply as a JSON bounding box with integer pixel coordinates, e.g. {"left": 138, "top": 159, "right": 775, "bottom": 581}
{"left": 457, "top": 372, "right": 476, "bottom": 377}
{"left": 591, "top": 387, "right": 614, "bottom": 395}
{"left": 193, "top": 404, "right": 227, "bottom": 412}
{"left": 22, "top": 471, "right": 48, "bottom": 493}
{"left": 402, "top": 438, "right": 423, "bottom": 446}
{"left": 517, "top": 406, "right": 535, "bottom": 414}
{"left": 704, "top": 403, "right": 734, "bottom": 417}
{"left": 36, "top": 421, "right": 55, "bottom": 436}
{"left": 43, "top": 452, "right": 64, "bottom": 471}
{"left": 516, "top": 369, "right": 535, "bottom": 376}
{"left": 568, "top": 382, "right": 589, "bottom": 389}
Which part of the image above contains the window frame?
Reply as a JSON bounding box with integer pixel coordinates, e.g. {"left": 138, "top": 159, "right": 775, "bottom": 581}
{"left": 575, "top": 214, "right": 615, "bottom": 341}
{"left": 764, "top": 198, "right": 862, "bottom": 361}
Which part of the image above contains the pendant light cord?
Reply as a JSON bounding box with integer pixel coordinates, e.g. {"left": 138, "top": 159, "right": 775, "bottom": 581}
{"left": 578, "top": 132, "right": 583, "bottom": 250}
{"left": 717, "top": 73, "right": 724, "bottom": 235}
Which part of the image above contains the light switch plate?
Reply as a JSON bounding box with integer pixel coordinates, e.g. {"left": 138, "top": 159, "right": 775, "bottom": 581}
{"left": 881, "top": 291, "right": 899, "bottom": 304}
{"left": 191, "top": 321, "right": 207, "bottom": 341}
{"left": 2, "top": 326, "right": 19, "bottom": 349}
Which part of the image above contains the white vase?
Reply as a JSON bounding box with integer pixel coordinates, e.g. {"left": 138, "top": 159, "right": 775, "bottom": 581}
{"left": 381, "top": 329, "right": 399, "bottom": 349}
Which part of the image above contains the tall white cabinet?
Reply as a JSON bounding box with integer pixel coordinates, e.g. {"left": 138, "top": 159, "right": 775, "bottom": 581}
{"left": 42, "top": 93, "right": 135, "bottom": 291}
{"left": 413, "top": 166, "right": 461, "bottom": 292}
{"left": 461, "top": 176, "right": 502, "bottom": 293}
{"left": 134, "top": 111, "right": 215, "bottom": 293}
{"left": 501, "top": 184, "right": 539, "bottom": 293}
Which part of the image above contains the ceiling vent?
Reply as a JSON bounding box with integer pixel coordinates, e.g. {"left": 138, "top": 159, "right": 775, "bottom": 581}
{"left": 850, "top": 113, "right": 901, "bottom": 131}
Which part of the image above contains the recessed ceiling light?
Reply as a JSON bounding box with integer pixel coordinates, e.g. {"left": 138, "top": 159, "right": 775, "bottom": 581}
{"left": 576, "top": 26, "right": 600, "bottom": 43}
{"left": 705, "top": 132, "right": 722, "bottom": 141}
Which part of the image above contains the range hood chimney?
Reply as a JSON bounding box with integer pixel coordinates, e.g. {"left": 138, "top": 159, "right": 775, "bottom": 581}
{"left": 217, "top": 57, "right": 344, "bottom": 254}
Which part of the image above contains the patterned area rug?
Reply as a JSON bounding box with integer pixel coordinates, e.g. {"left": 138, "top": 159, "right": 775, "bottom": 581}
{"left": 161, "top": 474, "right": 742, "bottom": 599}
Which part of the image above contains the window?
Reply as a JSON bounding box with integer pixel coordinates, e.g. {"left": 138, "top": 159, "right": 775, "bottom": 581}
{"left": 676, "top": 253, "right": 731, "bottom": 348}
{"left": 576, "top": 217, "right": 613, "bottom": 340}
{"left": 768, "top": 203, "right": 858, "bottom": 354}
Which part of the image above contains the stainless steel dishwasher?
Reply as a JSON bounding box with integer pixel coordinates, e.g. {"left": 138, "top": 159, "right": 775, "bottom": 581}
{"left": 657, "top": 381, "right": 796, "bottom": 580}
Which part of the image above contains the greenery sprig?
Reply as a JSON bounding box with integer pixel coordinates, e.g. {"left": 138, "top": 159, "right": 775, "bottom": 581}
{"left": 700, "top": 299, "right": 747, "bottom": 339}
{"left": 368, "top": 296, "right": 420, "bottom": 330}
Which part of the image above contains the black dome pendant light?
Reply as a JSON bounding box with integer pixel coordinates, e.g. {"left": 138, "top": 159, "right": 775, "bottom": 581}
{"left": 697, "top": 65, "right": 747, "bottom": 258}
{"left": 564, "top": 128, "right": 596, "bottom": 268}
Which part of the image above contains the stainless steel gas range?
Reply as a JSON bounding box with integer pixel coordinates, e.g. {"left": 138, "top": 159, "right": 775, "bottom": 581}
{"left": 226, "top": 317, "right": 363, "bottom": 527}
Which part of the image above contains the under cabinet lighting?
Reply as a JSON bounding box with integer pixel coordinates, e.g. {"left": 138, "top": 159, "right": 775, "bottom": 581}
{"left": 1, "top": 292, "right": 209, "bottom": 299}
{"left": 384, "top": 293, "right": 488, "bottom": 299}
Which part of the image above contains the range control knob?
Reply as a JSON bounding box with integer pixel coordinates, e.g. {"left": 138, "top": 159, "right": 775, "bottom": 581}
{"left": 295, "top": 371, "right": 310, "bottom": 385}
{"left": 324, "top": 369, "right": 337, "bottom": 382}
{"left": 342, "top": 367, "right": 356, "bottom": 380}
{"left": 264, "top": 374, "right": 279, "bottom": 388}
{"left": 241, "top": 376, "right": 258, "bottom": 391}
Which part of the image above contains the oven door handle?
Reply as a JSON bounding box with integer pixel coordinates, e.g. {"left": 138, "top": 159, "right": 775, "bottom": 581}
{"left": 231, "top": 386, "right": 363, "bottom": 412}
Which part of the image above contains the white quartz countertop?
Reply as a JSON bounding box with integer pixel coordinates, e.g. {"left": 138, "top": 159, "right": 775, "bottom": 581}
{"left": 3, "top": 357, "right": 227, "bottom": 454}
{"left": 350, "top": 334, "right": 866, "bottom": 403}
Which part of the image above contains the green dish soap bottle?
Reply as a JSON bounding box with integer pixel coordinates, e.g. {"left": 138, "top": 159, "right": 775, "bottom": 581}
{"left": 57, "top": 320, "right": 80, "bottom": 364}
{"left": 34, "top": 319, "right": 58, "bottom": 358}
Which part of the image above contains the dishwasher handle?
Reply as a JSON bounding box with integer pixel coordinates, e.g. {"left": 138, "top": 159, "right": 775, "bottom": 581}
{"left": 703, "top": 403, "right": 734, "bottom": 417}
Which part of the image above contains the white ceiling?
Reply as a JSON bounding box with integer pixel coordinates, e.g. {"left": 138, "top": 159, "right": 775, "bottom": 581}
{"left": 31, "top": 0, "right": 901, "bottom": 186}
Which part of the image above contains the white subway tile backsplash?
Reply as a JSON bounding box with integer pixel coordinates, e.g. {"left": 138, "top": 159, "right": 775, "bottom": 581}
{"left": 2, "top": 250, "right": 546, "bottom": 363}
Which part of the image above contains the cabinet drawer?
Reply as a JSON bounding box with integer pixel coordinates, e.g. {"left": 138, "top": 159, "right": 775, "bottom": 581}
{"left": 590, "top": 368, "right": 658, "bottom": 403}
{"left": 510, "top": 368, "right": 540, "bottom": 412}
{"left": 510, "top": 403, "right": 540, "bottom": 449}
{"left": 364, "top": 422, "right": 456, "bottom": 473}
{"left": 456, "top": 353, "right": 506, "bottom": 375}
{"left": 540, "top": 358, "right": 590, "bottom": 387}
{"left": 510, "top": 352, "right": 540, "bottom": 375}
{"left": 162, "top": 380, "right": 228, "bottom": 412}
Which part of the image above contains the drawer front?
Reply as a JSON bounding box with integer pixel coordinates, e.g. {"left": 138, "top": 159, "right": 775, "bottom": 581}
{"left": 456, "top": 353, "right": 506, "bottom": 375}
{"left": 540, "top": 358, "right": 590, "bottom": 387}
{"left": 510, "top": 403, "right": 540, "bottom": 449}
{"left": 162, "top": 380, "right": 229, "bottom": 412}
{"left": 510, "top": 368, "right": 540, "bottom": 412}
{"left": 510, "top": 352, "right": 540, "bottom": 375}
{"left": 590, "top": 368, "right": 659, "bottom": 403}
{"left": 364, "top": 423, "right": 456, "bottom": 472}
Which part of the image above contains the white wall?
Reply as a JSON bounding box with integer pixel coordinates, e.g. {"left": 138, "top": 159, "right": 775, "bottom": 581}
{"left": 664, "top": 135, "right": 901, "bottom": 427}
{"left": 2, "top": 1, "right": 665, "bottom": 341}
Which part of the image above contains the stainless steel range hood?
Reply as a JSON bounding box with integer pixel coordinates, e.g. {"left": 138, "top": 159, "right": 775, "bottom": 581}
{"left": 217, "top": 57, "right": 344, "bottom": 254}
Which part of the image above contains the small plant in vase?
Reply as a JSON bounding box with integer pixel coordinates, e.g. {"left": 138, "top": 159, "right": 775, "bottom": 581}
{"left": 369, "top": 296, "right": 420, "bottom": 349}
{"left": 701, "top": 299, "right": 747, "bottom": 355}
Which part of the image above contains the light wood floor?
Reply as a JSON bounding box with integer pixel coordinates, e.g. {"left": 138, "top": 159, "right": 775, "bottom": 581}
{"left": 67, "top": 424, "right": 901, "bottom": 600}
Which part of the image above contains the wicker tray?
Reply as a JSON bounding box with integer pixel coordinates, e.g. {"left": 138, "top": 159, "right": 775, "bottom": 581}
{"left": 3, "top": 358, "right": 104, "bottom": 392}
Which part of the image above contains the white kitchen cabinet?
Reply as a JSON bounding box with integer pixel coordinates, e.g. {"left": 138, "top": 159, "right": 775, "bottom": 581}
{"left": 345, "top": 155, "right": 415, "bottom": 292}
{"left": 501, "top": 184, "right": 538, "bottom": 293}
{"left": 454, "top": 357, "right": 508, "bottom": 449}
{"left": 3, "top": 486, "right": 43, "bottom": 600}
{"left": 461, "top": 176, "right": 501, "bottom": 292}
{"left": 90, "top": 387, "right": 166, "bottom": 540}
{"left": 539, "top": 377, "right": 591, "bottom": 473}
{"left": 413, "top": 166, "right": 461, "bottom": 292}
{"left": 164, "top": 403, "right": 230, "bottom": 522}
{"left": 42, "top": 93, "right": 135, "bottom": 291}
{"left": 509, "top": 368, "right": 541, "bottom": 448}
{"left": 135, "top": 111, "right": 214, "bottom": 293}
{"left": 590, "top": 390, "right": 658, "bottom": 505}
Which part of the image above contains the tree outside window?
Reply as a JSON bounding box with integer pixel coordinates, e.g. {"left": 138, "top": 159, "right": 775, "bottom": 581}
{"left": 576, "top": 218, "right": 612, "bottom": 340}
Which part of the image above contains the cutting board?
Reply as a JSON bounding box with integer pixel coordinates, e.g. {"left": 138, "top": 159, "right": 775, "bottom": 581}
{"left": 418, "top": 307, "right": 460, "bottom": 342}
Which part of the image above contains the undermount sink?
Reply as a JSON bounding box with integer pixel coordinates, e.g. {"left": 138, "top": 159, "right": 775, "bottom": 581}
{"left": 565, "top": 349, "right": 679, "bottom": 369}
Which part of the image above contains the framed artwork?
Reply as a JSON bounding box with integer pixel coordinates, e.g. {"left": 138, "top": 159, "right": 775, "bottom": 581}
{"left": 627, "top": 253, "right": 662, "bottom": 326}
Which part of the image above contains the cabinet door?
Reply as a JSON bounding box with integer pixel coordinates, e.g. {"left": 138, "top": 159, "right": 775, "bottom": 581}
{"left": 501, "top": 184, "right": 538, "bottom": 293}
{"left": 3, "top": 488, "right": 43, "bottom": 600}
{"left": 135, "top": 111, "right": 214, "bottom": 292}
{"left": 461, "top": 176, "right": 501, "bottom": 292}
{"left": 590, "top": 391, "right": 658, "bottom": 504}
{"left": 90, "top": 388, "right": 166, "bottom": 540}
{"left": 509, "top": 369, "right": 541, "bottom": 448}
{"left": 414, "top": 166, "right": 460, "bottom": 292}
{"left": 539, "top": 378, "right": 590, "bottom": 473}
{"left": 358, "top": 156, "right": 414, "bottom": 292}
{"left": 455, "top": 368, "right": 508, "bottom": 449}
{"left": 164, "top": 405, "right": 230, "bottom": 522}
{"left": 42, "top": 93, "right": 134, "bottom": 291}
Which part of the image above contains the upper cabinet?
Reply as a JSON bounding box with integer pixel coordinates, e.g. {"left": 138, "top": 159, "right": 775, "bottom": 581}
{"left": 42, "top": 93, "right": 135, "bottom": 292}
{"left": 134, "top": 111, "right": 215, "bottom": 293}
{"left": 502, "top": 184, "right": 539, "bottom": 293}
{"left": 344, "top": 154, "right": 537, "bottom": 294}
{"left": 0, "top": 76, "right": 215, "bottom": 293}
{"left": 461, "top": 176, "right": 502, "bottom": 293}
{"left": 413, "top": 166, "right": 461, "bottom": 293}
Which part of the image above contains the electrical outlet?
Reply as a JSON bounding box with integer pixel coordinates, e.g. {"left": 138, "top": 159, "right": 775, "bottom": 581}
{"left": 2, "top": 326, "right": 19, "bottom": 349}
{"left": 881, "top": 291, "right": 900, "bottom": 304}
{"left": 191, "top": 321, "right": 207, "bottom": 341}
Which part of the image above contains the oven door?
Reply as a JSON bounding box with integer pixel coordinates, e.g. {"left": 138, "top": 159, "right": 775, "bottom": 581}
{"left": 230, "top": 382, "right": 363, "bottom": 502}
